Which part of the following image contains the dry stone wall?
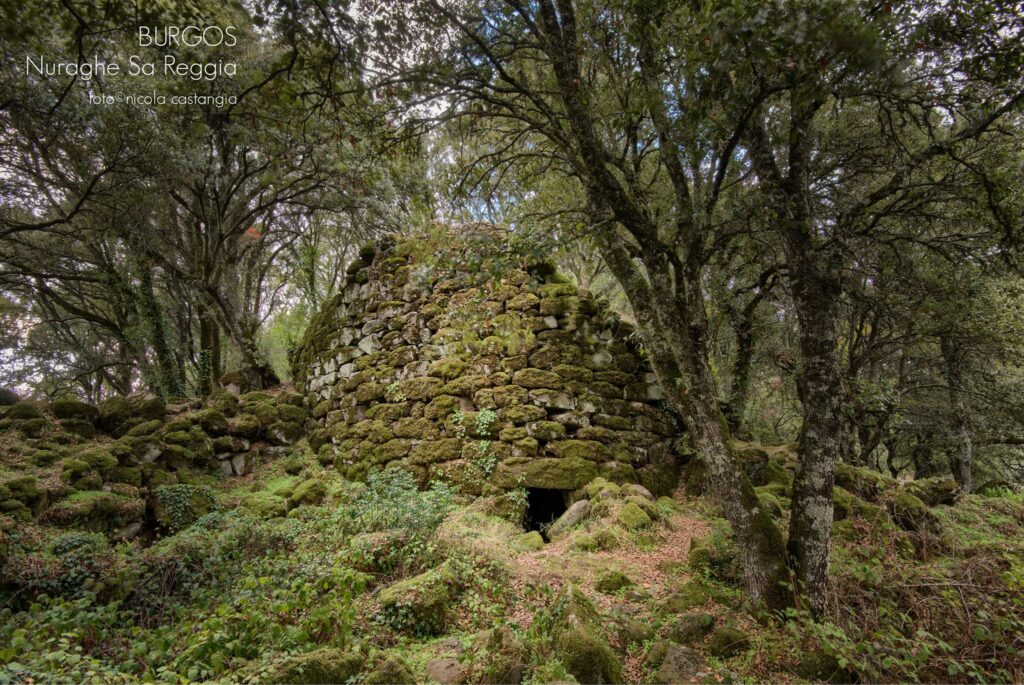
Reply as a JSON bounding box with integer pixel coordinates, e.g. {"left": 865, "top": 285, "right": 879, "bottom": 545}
{"left": 293, "top": 234, "right": 683, "bottom": 496}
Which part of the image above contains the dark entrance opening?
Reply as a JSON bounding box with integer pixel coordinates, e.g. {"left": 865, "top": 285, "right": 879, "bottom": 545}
{"left": 523, "top": 488, "right": 568, "bottom": 540}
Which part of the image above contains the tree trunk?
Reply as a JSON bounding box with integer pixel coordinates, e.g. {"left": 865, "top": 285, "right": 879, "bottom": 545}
{"left": 940, "top": 336, "right": 973, "bottom": 492}
{"left": 136, "top": 266, "right": 184, "bottom": 397}
{"left": 204, "top": 287, "right": 279, "bottom": 390}
{"left": 784, "top": 254, "right": 845, "bottom": 617}
{"left": 198, "top": 307, "right": 222, "bottom": 395}
{"left": 600, "top": 238, "right": 791, "bottom": 612}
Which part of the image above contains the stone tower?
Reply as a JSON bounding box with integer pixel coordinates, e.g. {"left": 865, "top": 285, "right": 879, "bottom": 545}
{"left": 293, "top": 230, "right": 682, "bottom": 497}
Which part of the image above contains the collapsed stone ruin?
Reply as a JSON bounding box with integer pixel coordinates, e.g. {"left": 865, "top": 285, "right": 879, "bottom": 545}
{"left": 293, "top": 232, "right": 684, "bottom": 499}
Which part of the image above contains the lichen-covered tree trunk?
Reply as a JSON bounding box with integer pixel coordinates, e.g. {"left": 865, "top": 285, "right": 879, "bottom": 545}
{"left": 784, "top": 253, "right": 845, "bottom": 617}
{"left": 600, "top": 238, "right": 791, "bottom": 611}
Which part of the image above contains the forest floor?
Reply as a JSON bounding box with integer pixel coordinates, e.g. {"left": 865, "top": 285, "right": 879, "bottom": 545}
{"left": 2, "top": 399, "right": 1024, "bottom": 684}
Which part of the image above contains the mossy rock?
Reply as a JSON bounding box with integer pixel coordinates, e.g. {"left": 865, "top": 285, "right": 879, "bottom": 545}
{"left": 80, "top": 447, "right": 118, "bottom": 472}
{"left": 42, "top": 491, "right": 144, "bottom": 531}
{"left": 794, "top": 648, "right": 856, "bottom": 684}
{"left": 756, "top": 490, "right": 784, "bottom": 518}
{"left": 59, "top": 419, "right": 95, "bottom": 439}
{"left": 494, "top": 457, "right": 598, "bottom": 490}
{"left": 268, "top": 421, "right": 303, "bottom": 446}
{"left": 683, "top": 459, "right": 706, "bottom": 496}
{"left": 50, "top": 398, "right": 98, "bottom": 422}
{"left": 887, "top": 491, "right": 942, "bottom": 536}
{"left": 902, "top": 476, "right": 960, "bottom": 507}
{"left": 573, "top": 533, "right": 598, "bottom": 551}
{"left": 6, "top": 401, "right": 44, "bottom": 420}
{"left": 552, "top": 586, "right": 622, "bottom": 684}
{"left": 594, "top": 569, "right": 632, "bottom": 594}
{"left": 228, "top": 413, "right": 262, "bottom": 438}
{"left": 706, "top": 626, "right": 750, "bottom": 658}
{"left": 363, "top": 657, "right": 415, "bottom": 685}
{"left": 377, "top": 562, "right": 458, "bottom": 635}
{"left": 664, "top": 579, "right": 710, "bottom": 613}
{"left": 761, "top": 457, "right": 794, "bottom": 489}
{"left": 270, "top": 648, "right": 364, "bottom": 684}
{"left": 835, "top": 463, "right": 895, "bottom": 502}
{"left": 207, "top": 390, "right": 240, "bottom": 417}
{"left": 152, "top": 484, "right": 218, "bottom": 532}
{"left": 126, "top": 419, "right": 163, "bottom": 437}
{"left": 287, "top": 479, "right": 326, "bottom": 509}
{"left": 241, "top": 491, "right": 288, "bottom": 519}
{"left": 513, "top": 530, "right": 545, "bottom": 551}
{"left": 616, "top": 501, "right": 652, "bottom": 530}
{"left": 127, "top": 394, "right": 166, "bottom": 421}
{"left": 670, "top": 613, "right": 716, "bottom": 644}
{"left": 196, "top": 409, "right": 229, "bottom": 435}
{"left": 245, "top": 401, "right": 280, "bottom": 428}
{"left": 277, "top": 403, "right": 308, "bottom": 425}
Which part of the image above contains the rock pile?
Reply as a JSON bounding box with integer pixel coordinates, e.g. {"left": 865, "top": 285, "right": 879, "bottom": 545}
{"left": 293, "top": 232, "right": 683, "bottom": 496}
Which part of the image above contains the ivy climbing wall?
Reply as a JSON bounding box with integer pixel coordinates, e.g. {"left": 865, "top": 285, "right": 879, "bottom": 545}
{"left": 293, "top": 233, "right": 683, "bottom": 496}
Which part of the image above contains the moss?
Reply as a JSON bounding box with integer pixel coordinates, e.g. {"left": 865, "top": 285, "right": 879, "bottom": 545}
{"left": 664, "top": 579, "right": 710, "bottom": 612}
{"left": 594, "top": 569, "right": 632, "bottom": 594}
{"left": 887, "top": 491, "right": 942, "bottom": 536}
{"left": 287, "top": 479, "right": 326, "bottom": 509}
{"left": 428, "top": 357, "right": 467, "bottom": 379}
{"left": 593, "top": 527, "right": 619, "bottom": 550}
{"left": 80, "top": 447, "right": 118, "bottom": 471}
{"left": 552, "top": 586, "right": 622, "bottom": 684}
{"left": 668, "top": 613, "right": 715, "bottom": 645}
{"left": 241, "top": 491, "right": 288, "bottom": 519}
{"left": 126, "top": 419, "right": 163, "bottom": 437}
{"left": 208, "top": 390, "right": 240, "bottom": 417}
{"left": 271, "top": 648, "right": 364, "bottom": 684}
{"left": 96, "top": 396, "right": 131, "bottom": 432}
{"left": 377, "top": 562, "right": 457, "bottom": 635}
{"left": 408, "top": 438, "right": 462, "bottom": 465}
{"left": 363, "top": 657, "right": 415, "bottom": 685}
{"left": 835, "top": 463, "right": 895, "bottom": 502}
{"left": 196, "top": 409, "right": 229, "bottom": 434}
{"left": 50, "top": 398, "right": 98, "bottom": 422}
{"left": 494, "top": 457, "right": 598, "bottom": 490}
{"left": 268, "top": 421, "right": 303, "bottom": 446}
{"left": 228, "top": 413, "right": 261, "bottom": 438}
{"left": 616, "top": 501, "right": 652, "bottom": 530}
{"left": 548, "top": 439, "right": 609, "bottom": 462}
{"left": 6, "top": 402, "right": 44, "bottom": 420}
{"left": 903, "top": 476, "right": 960, "bottom": 507}
{"left": 397, "top": 376, "right": 444, "bottom": 400}
{"left": 525, "top": 420, "right": 566, "bottom": 441}
{"left": 756, "top": 490, "right": 784, "bottom": 518}
{"left": 366, "top": 402, "right": 408, "bottom": 422}
{"left": 498, "top": 404, "right": 546, "bottom": 425}
{"left": 514, "top": 530, "right": 545, "bottom": 551}
{"left": 573, "top": 533, "right": 599, "bottom": 551}
{"left": 59, "top": 419, "right": 95, "bottom": 439}
{"left": 393, "top": 417, "right": 439, "bottom": 439}
{"left": 244, "top": 401, "right": 280, "bottom": 428}
{"left": 707, "top": 626, "right": 750, "bottom": 658}
{"left": 511, "top": 368, "right": 562, "bottom": 389}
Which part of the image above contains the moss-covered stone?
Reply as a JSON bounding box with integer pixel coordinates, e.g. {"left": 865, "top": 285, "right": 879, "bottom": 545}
{"left": 377, "top": 562, "right": 458, "bottom": 635}
{"left": 270, "top": 648, "right": 364, "bottom": 684}
{"left": 513, "top": 530, "right": 545, "bottom": 551}
{"left": 835, "top": 463, "right": 895, "bottom": 502}
{"left": 410, "top": 438, "right": 462, "bottom": 465}
{"left": 363, "top": 657, "right": 415, "bottom": 685}
{"left": 671, "top": 613, "right": 716, "bottom": 644}
{"left": 664, "top": 580, "right": 710, "bottom": 612}
{"left": 707, "top": 626, "right": 750, "bottom": 658}
{"left": 616, "top": 500, "right": 652, "bottom": 530}
{"left": 552, "top": 586, "right": 622, "bottom": 684}
{"left": 50, "top": 398, "right": 98, "bottom": 422}
{"left": 903, "top": 476, "right": 960, "bottom": 507}
{"left": 594, "top": 569, "right": 632, "bottom": 594}
{"left": 287, "top": 479, "right": 326, "bottom": 509}
{"left": 494, "top": 457, "right": 597, "bottom": 490}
